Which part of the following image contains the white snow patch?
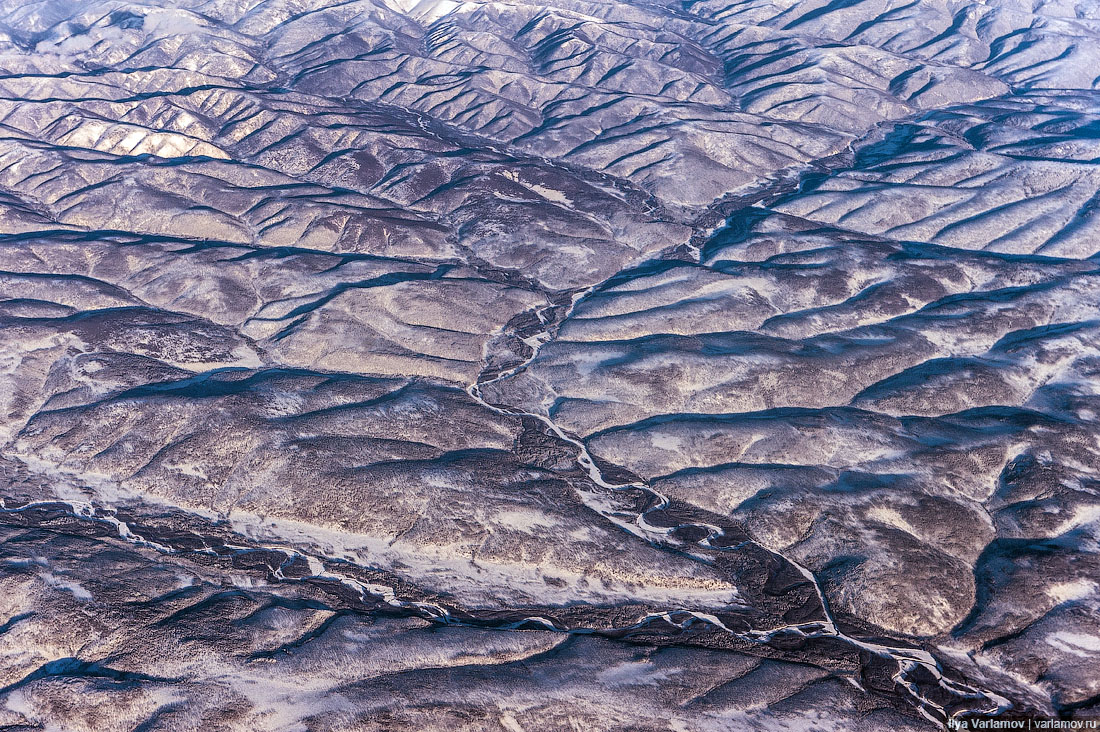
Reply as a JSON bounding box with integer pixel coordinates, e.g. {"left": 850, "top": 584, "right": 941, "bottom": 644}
{"left": 143, "top": 9, "right": 203, "bottom": 37}
{"left": 41, "top": 573, "right": 92, "bottom": 601}
{"left": 650, "top": 432, "right": 683, "bottom": 452}
{"left": 1047, "top": 631, "right": 1100, "bottom": 657}
{"left": 598, "top": 660, "right": 679, "bottom": 687}
{"left": 1046, "top": 579, "right": 1097, "bottom": 605}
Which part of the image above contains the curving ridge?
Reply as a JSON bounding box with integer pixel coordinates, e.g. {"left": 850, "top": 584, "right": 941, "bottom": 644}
{"left": 1, "top": 0, "right": 1099, "bottom": 729}
{"left": 468, "top": 299, "right": 1012, "bottom": 726}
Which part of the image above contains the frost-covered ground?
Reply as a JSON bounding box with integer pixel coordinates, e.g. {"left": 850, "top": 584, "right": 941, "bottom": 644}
{"left": 1, "top": 0, "right": 1099, "bottom": 729}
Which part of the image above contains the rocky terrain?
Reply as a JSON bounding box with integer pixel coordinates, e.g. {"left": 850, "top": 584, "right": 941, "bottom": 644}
{"left": 1, "top": 0, "right": 1099, "bottom": 729}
